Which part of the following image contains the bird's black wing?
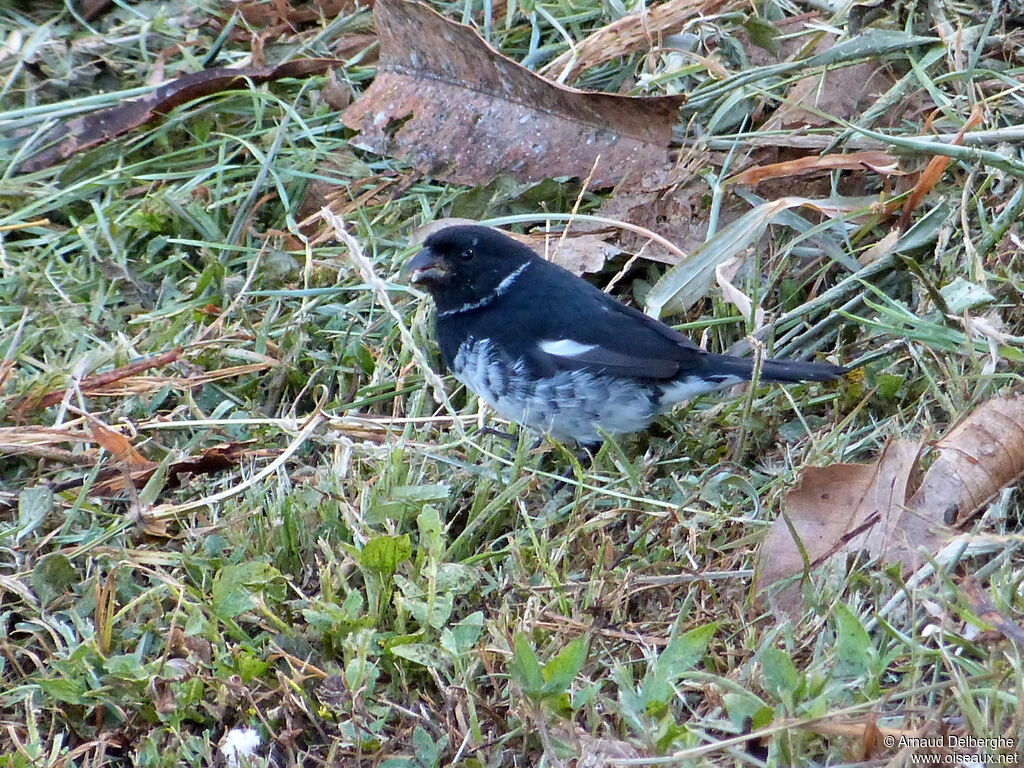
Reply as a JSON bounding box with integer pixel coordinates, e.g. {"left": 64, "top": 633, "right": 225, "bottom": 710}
{"left": 475, "top": 259, "right": 705, "bottom": 380}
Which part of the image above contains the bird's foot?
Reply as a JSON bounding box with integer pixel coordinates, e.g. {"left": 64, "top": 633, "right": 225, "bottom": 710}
{"left": 545, "top": 441, "right": 600, "bottom": 493}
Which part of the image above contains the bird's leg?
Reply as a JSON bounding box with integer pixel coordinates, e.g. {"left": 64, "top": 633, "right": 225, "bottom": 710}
{"left": 575, "top": 442, "right": 601, "bottom": 468}
{"left": 476, "top": 425, "right": 519, "bottom": 443}
{"left": 475, "top": 425, "right": 561, "bottom": 469}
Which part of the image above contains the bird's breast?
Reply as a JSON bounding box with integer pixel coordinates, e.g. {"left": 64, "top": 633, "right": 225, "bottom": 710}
{"left": 451, "top": 338, "right": 660, "bottom": 443}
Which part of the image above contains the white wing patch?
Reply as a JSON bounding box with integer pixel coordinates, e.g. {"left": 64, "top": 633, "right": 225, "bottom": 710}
{"left": 540, "top": 339, "right": 598, "bottom": 358}
{"left": 659, "top": 375, "right": 744, "bottom": 407}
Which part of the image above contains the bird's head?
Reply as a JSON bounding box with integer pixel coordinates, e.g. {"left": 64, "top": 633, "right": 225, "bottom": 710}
{"left": 406, "top": 225, "right": 534, "bottom": 314}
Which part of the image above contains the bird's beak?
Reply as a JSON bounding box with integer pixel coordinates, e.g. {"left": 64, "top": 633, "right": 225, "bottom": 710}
{"left": 405, "top": 247, "right": 448, "bottom": 285}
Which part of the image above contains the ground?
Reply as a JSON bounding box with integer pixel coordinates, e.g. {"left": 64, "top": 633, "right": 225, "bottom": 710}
{"left": 2, "top": 0, "right": 1024, "bottom": 765}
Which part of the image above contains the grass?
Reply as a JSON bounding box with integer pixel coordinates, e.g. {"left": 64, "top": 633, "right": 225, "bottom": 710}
{"left": 2, "top": 0, "right": 1024, "bottom": 765}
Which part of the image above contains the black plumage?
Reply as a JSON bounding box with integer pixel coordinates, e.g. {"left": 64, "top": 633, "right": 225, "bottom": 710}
{"left": 407, "top": 225, "right": 847, "bottom": 446}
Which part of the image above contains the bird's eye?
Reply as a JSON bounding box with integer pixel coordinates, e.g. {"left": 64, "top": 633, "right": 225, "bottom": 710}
{"left": 458, "top": 249, "right": 475, "bottom": 262}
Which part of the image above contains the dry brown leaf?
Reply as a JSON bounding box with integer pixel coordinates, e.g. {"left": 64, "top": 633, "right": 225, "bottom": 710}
{"left": 756, "top": 394, "right": 1024, "bottom": 617}
{"left": 530, "top": 233, "right": 620, "bottom": 276}
{"left": 539, "top": 0, "right": 734, "bottom": 84}
{"left": 763, "top": 44, "right": 903, "bottom": 130}
{"left": 86, "top": 419, "right": 155, "bottom": 470}
{"left": 19, "top": 60, "right": 342, "bottom": 173}
{"left": 149, "top": 677, "right": 178, "bottom": 717}
{"left": 551, "top": 724, "right": 643, "bottom": 767}
{"left": 728, "top": 151, "right": 902, "bottom": 186}
{"left": 0, "top": 426, "right": 264, "bottom": 499}
{"left": 756, "top": 440, "right": 925, "bottom": 617}
{"left": 794, "top": 716, "right": 926, "bottom": 748}
{"left": 169, "top": 626, "right": 214, "bottom": 663}
{"left": 332, "top": 32, "right": 379, "bottom": 62}
{"left": 80, "top": 0, "right": 112, "bottom": 21}
{"left": 772, "top": 61, "right": 893, "bottom": 128}
{"left": 163, "top": 442, "right": 261, "bottom": 488}
{"left": 77, "top": 441, "right": 270, "bottom": 498}
{"left": 321, "top": 69, "right": 353, "bottom": 110}
{"left": 911, "top": 395, "right": 1024, "bottom": 523}
{"left": 341, "top": 0, "right": 684, "bottom": 188}
{"left": 96, "top": 258, "right": 158, "bottom": 308}
{"left": 858, "top": 229, "right": 899, "bottom": 265}
{"left": 959, "top": 575, "right": 1024, "bottom": 648}
{"left": 859, "top": 717, "right": 885, "bottom": 761}
{"left": 589, "top": 160, "right": 725, "bottom": 263}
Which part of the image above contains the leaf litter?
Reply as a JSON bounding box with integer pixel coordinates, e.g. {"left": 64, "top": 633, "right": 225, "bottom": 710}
{"left": 0, "top": 420, "right": 270, "bottom": 500}
{"left": 756, "top": 395, "right": 1024, "bottom": 618}
{"left": 644, "top": 195, "right": 878, "bottom": 317}
{"left": 18, "top": 59, "right": 342, "bottom": 172}
{"left": 539, "top": 0, "right": 736, "bottom": 84}
{"left": 586, "top": 163, "right": 702, "bottom": 254}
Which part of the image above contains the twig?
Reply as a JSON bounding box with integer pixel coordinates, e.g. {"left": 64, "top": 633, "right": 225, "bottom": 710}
{"left": 15, "top": 348, "right": 183, "bottom": 413}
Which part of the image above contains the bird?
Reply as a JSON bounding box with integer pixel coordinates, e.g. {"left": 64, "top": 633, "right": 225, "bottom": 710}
{"left": 406, "top": 224, "right": 847, "bottom": 449}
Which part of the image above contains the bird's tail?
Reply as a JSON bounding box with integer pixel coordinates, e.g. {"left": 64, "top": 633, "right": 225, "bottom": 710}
{"left": 701, "top": 353, "right": 848, "bottom": 383}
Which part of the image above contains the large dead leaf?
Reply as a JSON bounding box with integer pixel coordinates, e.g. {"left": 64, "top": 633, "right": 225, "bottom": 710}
{"left": 19, "top": 59, "right": 342, "bottom": 173}
{"left": 340, "top": 0, "right": 685, "bottom": 188}
{"left": 756, "top": 395, "right": 1024, "bottom": 617}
